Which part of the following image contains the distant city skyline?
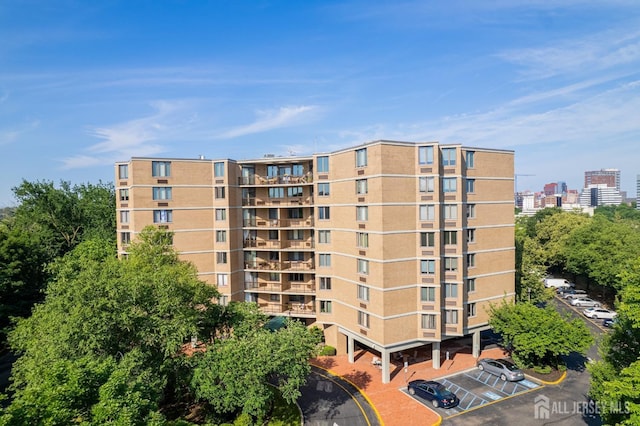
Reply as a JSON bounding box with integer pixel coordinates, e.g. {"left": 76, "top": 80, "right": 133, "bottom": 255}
{"left": 2, "top": 1, "right": 640, "bottom": 206}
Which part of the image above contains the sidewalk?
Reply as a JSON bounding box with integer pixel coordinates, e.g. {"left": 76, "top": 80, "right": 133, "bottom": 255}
{"left": 312, "top": 345, "right": 508, "bottom": 426}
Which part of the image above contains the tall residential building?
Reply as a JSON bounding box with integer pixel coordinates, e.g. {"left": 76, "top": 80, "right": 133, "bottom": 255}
{"left": 115, "top": 140, "right": 515, "bottom": 383}
{"left": 584, "top": 169, "right": 620, "bottom": 191}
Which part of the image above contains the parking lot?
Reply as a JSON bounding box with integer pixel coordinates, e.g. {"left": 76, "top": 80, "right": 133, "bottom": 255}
{"left": 403, "top": 368, "right": 543, "bottom": 418}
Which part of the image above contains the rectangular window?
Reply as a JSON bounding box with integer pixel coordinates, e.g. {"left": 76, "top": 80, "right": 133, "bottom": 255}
{"left": 318, "top": 230, "right": 331, "bottom": 244}
{"left": 287, "top": 186, "right": 304, "bottom": 197}
{"left": 215, "top": 187, "right": 225, "bottom": 199}
{"left": 318, "top": 206, "right": 330, "bottom": 220}
{"left": 445, "top": 283, "right": 458, "bottom": 298}
{"left": 445, "top": 310, "right": 459, "bottom": 324}
{"left": 214, "top": 162, "right": 225, "bottom": 177}
{"left": 357, "top": 284, "right": 370, "bottom": 301}
{"left": 419, "top": 176, "right": 435, "bottom": 193}
{"left": 118, "top": 164, "right": 128, "bottom": 179}
{"left": 269, "top": 187, "right": 285, "bottom": 198}
{"left": 153, "top": 210, "right": 172, "bottom": 223}
{"left": 152, "top": 161, "right": 171, "bottom": 177}
{"left": 217, "top": 274, "right": 228, "bottom": 287}
{"left": 466, "top": 151, "right": 475, "bottom": 168}
{"left": 443, "top": 231, "right": 457, "bottom": 245}
{"left": 288, "top": 208, "right": 302, "bottom": 219}
{"left": 356, "top": 148, "right": 367, "bottom": 167}
{"left": 356, "top": 206, "right": 368, "bottom": 221}
{"left": 420, "top": 205, "right": 435, "bottom": 221}
{"left": 216, "top": 252, "right": 227, "bottom": 264}
{"left": 420, "top": 232, "right": 435, "bottom": 247}
{"left": 467, "top": 204, "right": 476, "bottom": 219}
{"left": 290, "top": 273, "right": 304, "bottom": 282}
{"left": 288, "top": 229, "right": 303, "bottom": 240}
{"left": 317, "top": 183, "right": 330, "bottom": 196}
{"left": 467, "top": 253, "right": 476, "bottom": 267}
{"left": 444, "top": 204, "right": 457, "bottom": 220}
{"left": 119, "top": 188, "right": 129, "bottom": 202}
{"left": 319, "top": 254, "right": 331, "bottom": 267}
{"left": 269, "top": 230, "right": 279, "bottom": 240}
{"left": 442, "top": 148, "right": 456, "bottom": 166}
{"left": 270, "top": 294, "right": 280, "bottom": 302}
{"left": 356, "top": 232, "right": 369, "bottom": 248}
{"left": 357, "top": 259, "right": 369, "bottom": 275}
{"left": 445, "top": 257, "right": 458, "bottom": 272}
{"left": 216, "top": 230, "right": 226, "bottom": 243}
{"left": 152, "top": 187, "right": 172, "bottom": 200}
{"left": 292, "top": 164, "right": 304, "bottom": 176}
{"left": 421, "top": 314, "right": 437, "bottom": 329}
{"left": 358, "top": 311, "right": 370, "bottom": 328}
{"left": 466, "top": 179, "right": 475, "bottom": 193}
{"left": 320, "top": 300, "right": 332, "bottom": 313}
{"left": 269, "top": 272, "right": 280, "bottom": 281}
{"left": 419, "top": 146, "right": 434, "bottom": 165}
{"left": 317, "top": 156, "right": 329, "bottom": 173}
{"left": 467, "top": 303, "right": 477, "bottom": 317}
{"left": 421, "top": 287, "right": 436, "bottom": 302}
{"left": 356, "top": 179, "right": 368, "bottom": 194}
{"left": 421, "top": 259, "right": 436, "bottom": 275}
{"left": 442, "top": 177, "right": 457, "bottom": 193}
{"left": 466, "top": 229, "right": 475, "bottom": 243}
{"left": 467, "top": 278, "right": 476, "bottom": 293}
{"left": 119, "top": 210, "right": 130, "bottom": 223}
{"left": 121, "top": 232, "right": 131, "bottom": 245}
{"left": 215, "top": 208, "right": 226, "bottom": 221}
{"left": 319, "top": 277, "right": 332, "bottom": 290}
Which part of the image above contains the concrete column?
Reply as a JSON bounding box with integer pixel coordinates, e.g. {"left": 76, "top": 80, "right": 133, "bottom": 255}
{"left": 347, "top": 335, "right": 355, "bottom": 363}
{"left": 432, "top": 342, "right": 441, "bottom": 369}
{"left": 472, "top": 330, "right": 481, "bottom": 359}
{"left": 381, "top": 350, "right": 391, "bottom": 384}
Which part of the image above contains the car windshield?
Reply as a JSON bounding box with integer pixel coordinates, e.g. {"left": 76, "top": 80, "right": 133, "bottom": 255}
{"left": 502, "top": 361, "right": 519, "bottom": 371}
{"left": 435, "top": 384, "right": 452, "bottom": 396}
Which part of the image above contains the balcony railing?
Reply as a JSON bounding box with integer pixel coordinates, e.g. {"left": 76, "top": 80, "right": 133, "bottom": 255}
{"left": 244, "top": 260, "right": 315, "bottom": 271}
{"left": 244, "top": 281, "right": 316, "bottom": 293}
{"left": 243, "top": 218, "right": 314, "bottom": 228}
{"left": 242, "top": 196, "right": 314, "bottom": 207}
{"left": 257, "top": 302, "right": 316, "bottom": 316}
{"left": 243, "top": 239, "right": 314, "bottom": 249}
{"left": 239, "top": 174, "right": 314, "bottom": 186}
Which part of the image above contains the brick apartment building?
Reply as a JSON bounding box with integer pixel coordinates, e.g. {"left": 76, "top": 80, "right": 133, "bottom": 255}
{"left": 115, "top": 140, "right": 515, "bottom": 383}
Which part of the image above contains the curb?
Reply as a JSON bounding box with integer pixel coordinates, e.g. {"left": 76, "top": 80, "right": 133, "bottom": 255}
{"left": 536, "top": 370, "right": 567, "bottom": 385}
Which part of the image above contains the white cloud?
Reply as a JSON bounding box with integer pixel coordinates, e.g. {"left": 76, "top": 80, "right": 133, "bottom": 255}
{"left": 217, "top": 105, "right": 319, "bottom": 139}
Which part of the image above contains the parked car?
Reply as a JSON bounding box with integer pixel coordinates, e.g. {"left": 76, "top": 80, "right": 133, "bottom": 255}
{"left": 477, "top": 358, "right": 525, "bottom": 382}
{"left": 584, "top": 308, "right": 617, "bottom": 319}
{"left": 544, "top": 278, "right": 574, "bottom": 290}
{"left": 563, "top": 289, "right": 588, "bottom": 299}
{"left": 407, "top": 380, "right": 460, "bottom": 408}
{"left": 570, "top": 298, "right": 600, "bottom": 307}
{"left": 603, "top": 318, "right": 617, "bottom": 328}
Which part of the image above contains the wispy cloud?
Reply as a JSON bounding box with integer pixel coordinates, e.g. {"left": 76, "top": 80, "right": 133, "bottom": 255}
{"left": 217, "top": 105, "right": 319, "bottom": 139}
{"left": 0, "top": 119, "right": 40, "bottom": 146}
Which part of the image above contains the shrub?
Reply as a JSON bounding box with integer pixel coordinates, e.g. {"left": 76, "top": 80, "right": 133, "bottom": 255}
{"left": 318, "top": 345, "right": 336, "bottom": 356}
{"left": 533, "top": 365, "right": 552, "bottom": 374}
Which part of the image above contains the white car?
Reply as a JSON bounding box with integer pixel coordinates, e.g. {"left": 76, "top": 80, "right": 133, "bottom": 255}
{"left": 583, "top": 308, "right": 617, "bottom": 319}
{"left": 571, "top": 298, "right": 600, "bottom": 307}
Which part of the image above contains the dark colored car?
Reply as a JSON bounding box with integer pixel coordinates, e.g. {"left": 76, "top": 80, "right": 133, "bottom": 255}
{"left": 603, "top": 318, "right": 617, "bottom": 328}
{"left": 407, "top": 379, "right": 459, "bottom": 408}
{"left": 477, "top": 358, "right": 525, "bottom": 381}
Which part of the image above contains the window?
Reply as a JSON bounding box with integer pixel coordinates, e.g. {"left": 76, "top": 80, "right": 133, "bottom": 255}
{"left": 421, "top": 232, "right": 435, "bottom": 247}
{"left": 444, "top": 204, "right": 457, "bottom": 220}
{"left": 292, "top": 164, "right": 304, "bottom": 176}
{"left": 153, "top": 210, "right": 173, "bottom": 223}
{"left": 466, "top": 151, "right": 475, "bottom": 168}
{"left": 467, "top": 253, "right": 476, "bottom": 267}
{"left": 467, "top": 303, "right": 477, "bottom": 318}
{"left": 118, "top": 164, "right": 128, "bottom": 179}
{"left": 120, "top": 210, "right": 130, "bottom": 223}
{"left": 152, "top": 161, "right": 171, "bottom": 177}
{"left": 445, "top": 257, "right": 458, "bottom": 272}
{"left": 421, "top": 259, "right": 436, "bottom": 275}
{"left": 270, "top": 294, "right": 280, "bottom": 302}
{"left": 419, "top": 146, "right": 434, "bottom": 165}
{"left": 317, "top": 156, "right": 329, "bottom": 173}
{"left": 356, "top": 148, "right": 367, "bottom": 167}
{"left": 467, "top": 278, "right": 476, "bottom": 293}
{"left": 152, "top": 187, "right": 172, "bottom": 200}
{"left": 357, "top": 284, "right": 370, "bottom": 301}
{"left": 269, "top": 230, "right": 278, "bottom": 240}
{"left": 215, "top": 208, "right": 226, "bottom": 221}
{"left": 290, "top": 273, "right": 304, "bottom": 281}
{"left": 420, "top": 205, "right": 435, "bottom": 221}
{"left": 215, "top": 187, "right": 225, "bottom": 199}
{"left": 319, "top": 277, "right": 332, "bottom": 290}
{"left": 267, "top": 165, "right": 278, "bottom": 177}
{"left": 319, "top": 254, "right": 331, "bottom": 267}
{"left": 356, "top": 179, "right": 368, "bottom": 194}
{"left": 357, "top": 259, "right": 369, "bottom": 275}
{"left": 419, "top": 176, "right": 435, "bottom": 193}
{"left": 318, "top": 206, "right": 330, "bottom": 220}
{"left": 288, "top": 186, "right": 303, "bottom": 197}
{"left": 443, "top": 231, "right": 457, "bottom": 245}
{"left": 119, "top": 189, "right": 129, "bottom": 202}
{"left": 214, "top": 162, "right": 225, "bottom": 177}
{"left": 421, "top": 287, "right": 435, "bottom": 302}
{"left": 358, "top": 311, "right": 370, "bottom": 328}
{"left": 442, "top": 148, "right": 456, "bottom": 166}
{"left": 356, "top": 232, "right": 369, "bottom": 248}
{"left": 445, "top": 283, "right": 458, "bottom": 298}
{"left": 121, "top": 232, "right": 131, "bottom": 245}
{"left": 466, "top": 204, "right": 476, "bottom": 219}
{"left": 356, "top": 206, "right": 368, "bottom": 221}
{"left": 466, "top": 179, "right": 475, "bottom": 193}
{"left": 216, "top": 230, "right": 226, "bottom": 243}
{"left": 445, "top": 310, "right": 458, "bottom": 324}
{"left": 269, "top": 272, "right": 280, "bottom": 281}
{"left": 421, "top": 314, "right": 437, "bottom": 329}
{"left": 216, "top": 252, "right": 227, "bottom": 264}
{"left": 317, "top": 183, "right": 330, "bottom": 196}
{"left": 269, "top": 187, "right": 285, "bottom": 198}
{"left": 466, "top": 229, "right": 475, "bottom": 243}
{"left": 442, "top": 177, "right": 457, "bottom": 193}
{"left": 288, "top": 229, "right": 303, "bottom": 240}
{"left": 217, "top": 274, "right": 228, "bottom": 287}
{"left": 318, "top": 230, "right": 331, "bottom": 244}
{"left": 320, "top": 300, "right": 332, "bottom": 313}
{"left": 288, "top": 208, "right": 303, "bottom": 219}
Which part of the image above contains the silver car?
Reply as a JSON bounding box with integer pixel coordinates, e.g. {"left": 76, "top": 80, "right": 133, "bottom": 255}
{"left": 477, "top": 358, "right": 525, "bottom": 381}
{"left": 570, "top": 297, "right": 600, "bottom": 307}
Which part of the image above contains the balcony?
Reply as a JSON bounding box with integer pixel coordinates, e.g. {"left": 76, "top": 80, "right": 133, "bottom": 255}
{"left": 242, "top": 196, "right": 314, "bottom": 207}
{"left": 238, "top": 174, "right": 314, "bottom": 186}
{"left": 244, "top": 280, "right": 316, "bottom": 293}
{"left": 243, "top": 239, "right": 314, "bottom": 249}
{"left": 244, "top": 260, "right": 315, "bottom": 271}
{"left": 257, "top": 302, "right": 316, "bottom": 317}
{"left": 243, "top": 218, "right": 314, "bottom": 228}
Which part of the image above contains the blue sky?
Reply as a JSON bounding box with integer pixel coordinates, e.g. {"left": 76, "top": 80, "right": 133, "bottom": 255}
{"left": 1, "top": 1, "right": 640, "bottom": 206}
